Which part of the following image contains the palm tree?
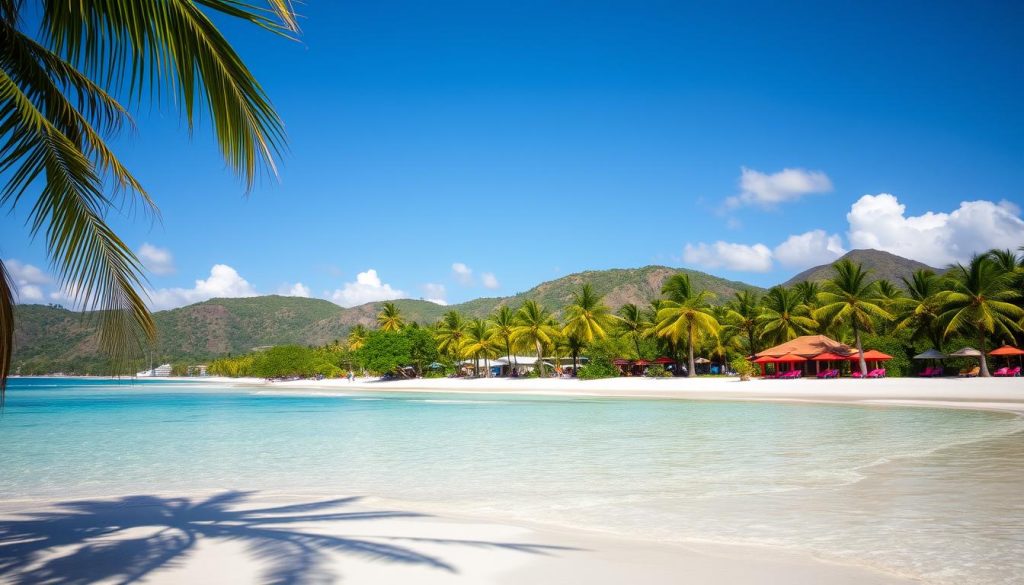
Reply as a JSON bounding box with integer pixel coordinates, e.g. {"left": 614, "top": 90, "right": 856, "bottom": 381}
{"left": 434, "top": 310, "right": 468, "bottom": 359}
{"left": 561, "top": 284, "right": 612, "bottom": 369}
{"left": 616, "top": 303, "right": 647, "bottom": 358}
{"left": 511, "top": 300, "right": 560, "bottom": 377}
{"left": 489, "top": 305, "right": 517, "bottom": 367}
{"left": 377, "top": 302, "right": 405, "bottom": 332}
{"left": 724, "top": 290, "right": 761, "bottom": 355}
{"left": 654, "top": 274, "right": 719, "bottom": 377}
{"left": 894, "top": 269, "right": 943, "bottom": 349}
{"left": 814, "top": 260, "right": 893, "bottom": 376}
{"left": 0, "top": 2, "right": 297, "bottom": 390}
{"left": 874, "top": 280, "right": 904, "bottom": 335}
{"left": 757, "top": 286, "right": 817, "bottom": 347}
{"left": 347, "top": 325, "right": 368, "bottom": 351}
{"left": 936, "top": 254, "right": 1023, "bottom": 377}
{"left": 792, "top": 281, "right": 821, "bottom": 309}
{"left": 462, "top": 319, "right": 499, "bottom": 377}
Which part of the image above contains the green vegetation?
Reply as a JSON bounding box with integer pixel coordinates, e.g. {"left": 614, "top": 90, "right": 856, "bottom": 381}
{"left": 10, "top": 250, "right": 1024, "bottom": 379}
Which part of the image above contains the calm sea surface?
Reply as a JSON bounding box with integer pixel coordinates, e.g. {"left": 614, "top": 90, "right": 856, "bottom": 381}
{"left": 2, "top": 378, "right": 1022, "bottom": 584}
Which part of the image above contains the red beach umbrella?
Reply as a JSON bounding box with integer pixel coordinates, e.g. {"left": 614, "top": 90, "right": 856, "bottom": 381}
{"left": 654, "top": 357, "right": 675, "bottom": 364}
{"left": 989, "top": 345, "right": 1024, "bottom": 356}
{"left": 812, "top": 352, "right": 848, "bottom": 361}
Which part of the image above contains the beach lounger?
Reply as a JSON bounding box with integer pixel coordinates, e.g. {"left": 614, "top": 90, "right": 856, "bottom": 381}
{"left": 959, "top": 366, "right": 980, "bottom": 378}
{"left": 993, "top": 367, "right": 1010, "bottom": 376}
{"left": 918, "top": 367, "right": 935, "bottom": 377}
{"left": 851, "top": 371, "right": 864, "bottom": 378}
{"left": 994, "top": 366, "right": 1021, "bottom": 377}
{"left": 867, "top": 368, "right": 886, "bottom": 378}
{"left": 1010, "top": 367, "right": 1022, "bottom": 377}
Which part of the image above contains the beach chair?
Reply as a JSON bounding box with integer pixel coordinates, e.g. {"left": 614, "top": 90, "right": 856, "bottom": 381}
{"left": 918, "top": 367, "right": 934, "bottom": 377}
{"left": 867, "top": 368, "right": 886, "bottom": 378}
{"left": 816, "top": 369, "right": 831, "bottom": 379}
{"left": 959, "top": 366, "right": 980, "bottom": 378}
{"left": 993, "top": 367, "right": 1010, "bottom": 377}
{"left": 1010, "top": 366, "right": 1022, "bottom": 377}
{"left": 850, "top": 371, "right": 864, "bottom": 378}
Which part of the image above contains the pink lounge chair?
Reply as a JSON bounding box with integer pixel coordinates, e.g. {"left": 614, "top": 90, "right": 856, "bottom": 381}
{"left": 786, "top": 370, "right": 803, "bottom": 379}
{"left": 816, "top": 369, "right": 831, "bottom": 379}
{"left": 993, "top": 367, "right": 1010, "bottom": 377}
{"left": 918, "top": 367, "right": 934, "bottom": 377}
{"left": 1011, "top": 366, "right": 1022, "bottom": 377}
{"left": 994, "top": 366, "right": 1021, "bottom": 377}
{"left": 867, "top": 368, "right": 886, "bottom": 378}
{"left": 851, "top": 371, "right": 864, "bottom": 378}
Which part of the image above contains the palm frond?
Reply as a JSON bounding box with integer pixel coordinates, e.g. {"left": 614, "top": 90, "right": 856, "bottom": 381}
{"left": 0, "top": 260, "right": 14, "bottom": 396}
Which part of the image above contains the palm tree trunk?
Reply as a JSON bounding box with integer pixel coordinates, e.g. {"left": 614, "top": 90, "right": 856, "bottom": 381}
{"left": 505, "top": 337, "right": 513, "bottom": 377}
{"left": 633, "top": 334, "right": 641, "bottom": 358}
{"left": 687, "top": 324, "right": 695, "bottom": 378}
{"left": 979, "top": 332, "right": 990, "bottom": 377}
{"left": 854, "top": 323, "right": 867, "bottom": 376}
{"left": 535, "top": 339, "right": 545, "bottom": 377}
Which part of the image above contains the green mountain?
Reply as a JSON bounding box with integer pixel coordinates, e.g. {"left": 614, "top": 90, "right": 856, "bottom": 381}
{"left": 9, "top": 264, "right": 758, "bottom": 373}
{"left": 780, "top": 249, "right": 939, "bottom": 288}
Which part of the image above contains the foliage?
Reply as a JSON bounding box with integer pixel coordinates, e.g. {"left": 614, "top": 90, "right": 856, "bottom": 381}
{"left": 860, "top": 332, "right": 914, "bottom": 377}
{"left": 577, "top": 337, "right": 627, "bottom": 380}
{"left": 730, "top": 356, "right": 755, "bottom": 378}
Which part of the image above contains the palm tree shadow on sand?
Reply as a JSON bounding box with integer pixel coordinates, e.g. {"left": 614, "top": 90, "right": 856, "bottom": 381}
{"left": 0, "top": 491, "right": 579, "bottom": 584}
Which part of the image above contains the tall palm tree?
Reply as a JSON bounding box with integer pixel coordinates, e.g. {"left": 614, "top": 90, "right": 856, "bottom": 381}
{"left": 814, "top": 260, "right": 893, "bottom": 376}
{"left": 936, "top": 254, "right": 1023, "bottom": 377}
{"left": 489, "top": 305, "right": 517, "bottom": 367}
{"left": 792, "top": 281, "right": 821, "bottom": 309}
{"left": 724, "top": 290, "right": 761, "bottom": 355}
{"left": 874, "top": 280, "right": 904, "bottom": 335}
{"left": 376, "top": 302, "right": 405, "bottom": 332}
{"left": 561, "top": 284, "right": 612, "bottom": 369}
{"left": 462, "top": 319, "right": 499, "bottom": 377}
{"left": 616, "top": 303, "right": 647, "bottom": 358}
{"left": 511, "top": 300, "right": 560, "bottom": 377}
{"left": 757, "top": 286, "right": 817, "bottom": 347}
{"left": 434, "top": 310, "right": 467, "bottom": 358}
{"left": 347, "top": 324, "right": 368, "bottom": 351}
{"left": 0, "top": 2, "right": 297, "bottom": 390}
{"left": 654, "top": 274, "right": 719, "bottom": 377}
{"left": 894, "top": 269, "right": 943, "bottom": 349}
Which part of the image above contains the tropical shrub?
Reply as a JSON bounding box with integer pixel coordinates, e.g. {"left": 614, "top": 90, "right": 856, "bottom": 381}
{"left": 731, "top": 357, "right": 755, "bottom": 380}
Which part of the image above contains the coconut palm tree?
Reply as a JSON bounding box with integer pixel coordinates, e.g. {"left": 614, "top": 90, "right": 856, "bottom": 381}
{"left": 511, "top": 300, "right": 560, "bottom": 377}
{"left": 654, "top": 274, "right": 719, "bottom": 377}
{"left": 814, "top": 260, "right": 893, "bottom": 376}
{"left": 874, "top": 280, "right": 904, "bottom": 335}
{"left": 757, "top": 286, "right": 817, "bottom": 347}
{"left": 434, "top": 310, "right": 468, "bottom": 359}
{"left": 561, "top": 284, "right": 612, "bottom": 369}
{"left": 347, "top": 325, "right": 368, "bottom": 351}
{"left": 936, "top": 254, "right": 1023, "bottom": 377}
{"left": 462, "top": 319, "right": 499, "bottom": 377}
{"left": 792, "top": 281, "right": 821, "bottom": 309}
{"left": 724, "top": 290, "right": 761, "bottom": 355}
{"left": 616, "top": 303, "right": 647, "bottom": 358}
{"left": 894, "top": 269, "right": 944, "bottom": 350}
{"left": 489, "top": 305, "right": 517, "bottom": 368}
{"left": 376, "top": 302, "right": 405, "bottom": 332}
{"left": 0, "top": 2, "right": 297, "bottom": 390}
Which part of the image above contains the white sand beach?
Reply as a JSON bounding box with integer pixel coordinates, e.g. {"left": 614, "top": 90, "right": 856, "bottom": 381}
{"left": 259, "top": 374, "right": 1024, "bottom": 414}
{"left": 0, "top": 492, "right": 916, "bottom": 585}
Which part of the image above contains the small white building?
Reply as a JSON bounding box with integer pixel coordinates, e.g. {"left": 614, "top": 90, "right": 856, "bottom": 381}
{"left": 137, "top": 363, "right": 172, "bottom": 377}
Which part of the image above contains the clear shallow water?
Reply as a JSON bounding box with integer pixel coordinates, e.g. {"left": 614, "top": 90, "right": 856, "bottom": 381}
{"left": 2, "top": 378, "right": 1022, "bottom": 584}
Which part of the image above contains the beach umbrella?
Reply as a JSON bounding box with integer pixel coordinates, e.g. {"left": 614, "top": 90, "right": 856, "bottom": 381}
{"left": 913, "top": 349, "right": 947, "bottom": 360}
{"left": 634, "top": 359, "right": 650, "bottom": 366}
{"left": 773, "top": 353, "right": 806, "bottom": 372}
{"left": 812, "top": 352, "right": 847, "bottom": 361}
{"left": 612, "top": 358, "right": 632, "bottom": 366}
{"left": 989, "top": 345, "right": 1024, "bottom": 367}
{"left": 693, "top": 357, "right": 711, "bottom": 364}
{"left": 948, "top": 347, "right": 982, "bottom": 357}
{"left": 654, "top": 357, "right": 675, "bottom": 364}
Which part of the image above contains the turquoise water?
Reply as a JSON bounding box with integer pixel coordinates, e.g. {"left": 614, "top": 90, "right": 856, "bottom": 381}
{"left": 2, "top": 378, "right": 1022, "bottom": 584}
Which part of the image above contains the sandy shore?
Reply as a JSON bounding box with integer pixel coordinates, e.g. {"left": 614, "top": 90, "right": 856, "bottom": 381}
{"left": 0, "top": 492, "right": 916, "bottom": 585}
{"left": 254, "top": 374, "right": 1024, "bottom": 414}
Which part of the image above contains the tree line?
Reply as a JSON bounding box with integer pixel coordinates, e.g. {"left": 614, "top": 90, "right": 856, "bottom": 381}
{"left": 208, "top": 248, "right": 1024, "bottom": 379}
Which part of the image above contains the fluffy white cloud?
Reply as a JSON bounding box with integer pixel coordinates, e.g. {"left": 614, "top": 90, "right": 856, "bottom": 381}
{"left": 421, "top": 283, "right": 447, "bottom": 305}
{"left": 329, "top": 269, "right": 404, "bottom": 308}
{"left": 481, "top": 272, "right": 500, "bottom": 290}
{"left": 137, "top": 243, "right": 175, "bottom": 275}
{"left": 847, "top": 194, "right": 1024, "bottom": 266}
{"left": 726, "top": 167, "right": 833, "bottom": 209}
{"left": 683, "top": 241, "right": 774, "bottom": 272}
{"left": 147, "top": 264, "right": 258, "bottom": 310}
{"left": 279, "top": 282, "right": 311, "bottom": 297}
{"left": 451, "top": 262, "right": 473, "bottom": 285}
{"left": 773, "top": 230, "right": 846, "bottom": 269}
{"left": 5, "top": 259, "right": 50, "bottom": 303}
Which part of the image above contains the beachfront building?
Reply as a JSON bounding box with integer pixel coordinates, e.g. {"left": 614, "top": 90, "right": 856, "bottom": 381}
{"left": 752, "top": 335, "right": 892, "bottom": 377}
{"left": 137, "top": 363, "right": 172, "bottom": 377}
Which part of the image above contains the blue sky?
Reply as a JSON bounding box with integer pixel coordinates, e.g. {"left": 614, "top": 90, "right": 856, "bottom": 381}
{"left": 3, "top": 0, "right": 1024, "bottom": 309}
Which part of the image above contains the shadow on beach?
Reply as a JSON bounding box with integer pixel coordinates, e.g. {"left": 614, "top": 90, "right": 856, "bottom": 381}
{"left": 0, "top": 491, "right": 577, "bottom": 584}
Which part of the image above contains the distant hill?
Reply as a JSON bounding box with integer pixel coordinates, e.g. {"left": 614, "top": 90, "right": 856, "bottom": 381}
{"left": 781, "top": 249, "right": 939, "bottom": 288}
{"left": 7, "top": 264, "right": 759, "bottom": 372}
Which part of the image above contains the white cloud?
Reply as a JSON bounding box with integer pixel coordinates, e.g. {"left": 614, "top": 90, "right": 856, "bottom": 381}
{"left": 481, "top": 272, "right": 500, "bottom": 290}
{"left": 726, "top": 167, "right": 833, "bottom": 209}
{"left": 773, "top": 229, "right": 846, "bottom": 269}
{"left": 847, "top": 194, "right": 1024, "bottom": 266}
{"left": 421, "top": 283, "right": 447, "bottom": 305}
{"left": 329, "top": 269, "right": 404, "bottom": 308}
{"left": 147, "top": 264, "right": 258, "bottom": 310}
{"left": 5, "top": 259, "right": 51, "bottom": 303}
{"left": 137, "top": 243, "right": 175, "bottom": 275}
{"left": 451, "top": 262, "right": 474, "bottom": 286}
{"left": 683, "top": 241, "right": 774, "bottom": 272}
{"left": 279, "top": 282, "right": 311, "bottom": 297}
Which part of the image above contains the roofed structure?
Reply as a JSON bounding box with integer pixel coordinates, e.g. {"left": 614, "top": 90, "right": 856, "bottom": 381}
{"left": 754, "top": 335, "right": 854, "bottom": 359}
